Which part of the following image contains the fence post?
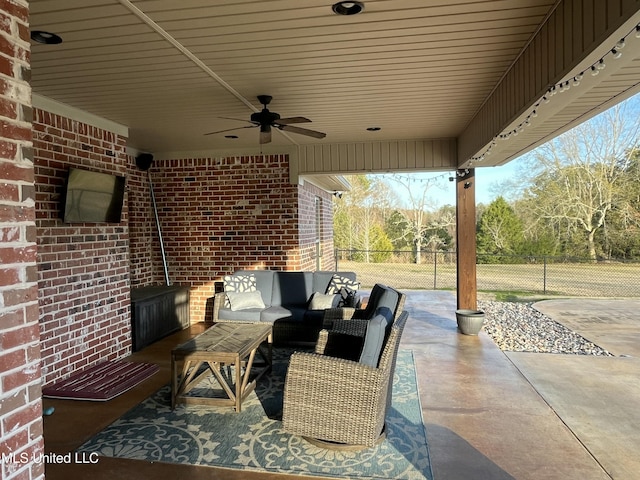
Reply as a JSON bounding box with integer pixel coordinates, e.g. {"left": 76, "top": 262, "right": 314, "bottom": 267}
{"left": 335, "top": 249, "right": 339, "bottom": 270}
{"left": 543, "top": 256, "right": 547, "bottom": 294}
{"left": 433, "top": 251, "right": 437, "bottom": 289}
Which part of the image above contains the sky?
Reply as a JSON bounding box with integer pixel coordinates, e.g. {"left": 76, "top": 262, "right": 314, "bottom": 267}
{"left": 378, "top": 91, "right": 640, "bottom": 209}
{"left": 375, "top": 159, "right": 524, "bottom": 209}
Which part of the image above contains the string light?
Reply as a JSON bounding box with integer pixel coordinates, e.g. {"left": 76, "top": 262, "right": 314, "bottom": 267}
{"left": 465, "top": 22, "right": 640, "bottom": 166}
{"left": 390, "top": 170, "right": 467, "bottom": 184}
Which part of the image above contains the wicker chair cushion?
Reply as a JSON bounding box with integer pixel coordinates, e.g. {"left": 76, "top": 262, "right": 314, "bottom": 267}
{"left": 320, "top": 332, "right": 363, "bottom": 361}
{"left": 359, "top": 313, "right": 390, "bottom": 367}
{"left": 377, "top": 289, "right": 400, "bottom": 319}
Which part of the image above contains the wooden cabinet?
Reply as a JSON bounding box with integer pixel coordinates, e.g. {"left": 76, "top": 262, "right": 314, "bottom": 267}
{"left": 130, "top": 285, "right": 190, "bottom": 351}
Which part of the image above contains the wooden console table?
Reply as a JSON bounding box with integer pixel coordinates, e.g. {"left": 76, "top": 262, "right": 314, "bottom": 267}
{"left": 171, "top": 322, "right": 273, "bottom": 412}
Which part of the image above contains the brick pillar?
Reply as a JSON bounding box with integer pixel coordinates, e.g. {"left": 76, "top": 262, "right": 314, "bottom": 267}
{"left": 0, "top": 1, "right": 45, "bottom": 479}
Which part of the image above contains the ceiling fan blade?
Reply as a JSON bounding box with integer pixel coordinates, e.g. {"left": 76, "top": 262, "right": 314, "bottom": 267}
{"left": 279, "top": 124, "right": 326, "bottom": 139}
{"left": 275, "top": 116, "right": 312, "bottom": 125}
{"left": 219, "top": 116, "right": 256, "bottom": 124}
{"left": 203, "top": 125, "right": 256, "bottom": 136}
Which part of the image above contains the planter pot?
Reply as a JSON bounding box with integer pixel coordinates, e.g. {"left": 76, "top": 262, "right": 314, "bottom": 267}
{"left": 455, "top": 309, "right": 485, "bottom": 335}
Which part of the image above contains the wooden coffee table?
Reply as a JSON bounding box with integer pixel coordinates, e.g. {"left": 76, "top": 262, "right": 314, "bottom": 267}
{"left": 171, "top": 322, "right": 273, "bottom": 412}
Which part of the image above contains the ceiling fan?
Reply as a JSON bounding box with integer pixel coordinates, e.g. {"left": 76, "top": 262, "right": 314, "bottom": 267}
{"left": 205, "top": 95, "right": 326, "bottom": 144}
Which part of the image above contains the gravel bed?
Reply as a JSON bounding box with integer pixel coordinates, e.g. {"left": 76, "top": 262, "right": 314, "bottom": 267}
{"left": 478, "top": 300, "right": 613, "bottom": 356}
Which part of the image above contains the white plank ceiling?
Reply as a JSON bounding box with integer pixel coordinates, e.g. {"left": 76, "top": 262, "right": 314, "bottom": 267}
{"left": 28, "top": 0, "right": 640, "bottom": 167}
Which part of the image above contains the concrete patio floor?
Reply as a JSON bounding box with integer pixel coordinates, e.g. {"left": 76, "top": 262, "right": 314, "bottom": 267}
{"left": 42, "top": 291, "right": 639, "bottom": 479}
{"left": 409, "top": 292, "right": 640, "bottom": 480}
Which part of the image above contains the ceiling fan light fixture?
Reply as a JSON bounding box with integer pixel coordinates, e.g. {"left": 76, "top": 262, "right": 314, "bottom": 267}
{"left": 30, "top": 30, "right": 63, "bottom": 44}
{"left": 332, "top": 1, "right": 364, "bottom": 15}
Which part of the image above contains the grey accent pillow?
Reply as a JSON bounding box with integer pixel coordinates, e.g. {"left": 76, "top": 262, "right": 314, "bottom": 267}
{"left": 227, "top": 291, "right": 265, "bottom": 311}
{"left": 308, "top": 292, "right": 340, "bottom": 310}
{"left": 223, "top": 273, "right": 257, "bottom": 307}
{"left": 359, "top": 313, "right": 389, "bottom": 367}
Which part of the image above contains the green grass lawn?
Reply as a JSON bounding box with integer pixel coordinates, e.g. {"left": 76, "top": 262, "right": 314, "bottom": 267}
{"left": 336, "top": 260, "right": 640, "bottom": 297}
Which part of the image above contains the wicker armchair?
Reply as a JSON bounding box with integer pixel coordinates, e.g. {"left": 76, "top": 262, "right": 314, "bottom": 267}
{"left": 282, "top": 310, "right": 409, "bottom": 449}
{"left": 319, "top": 284, "right": 406, "bottom": 350}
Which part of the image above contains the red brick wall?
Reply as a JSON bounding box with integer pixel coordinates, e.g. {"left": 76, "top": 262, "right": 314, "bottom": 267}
{"left": 127, "top": 154, "right": 160, "bottom": 286}
{"left": 33, "top": 109, "right": 131, "bottom": 387}
{"left": 297, "top": 182, "right": 336, "bottom": 271}
{"left": 0, "top": 2, "right": 45, "bottom": 479}
{"left": 127, "top": 155, "right": 334, "bottom": 322}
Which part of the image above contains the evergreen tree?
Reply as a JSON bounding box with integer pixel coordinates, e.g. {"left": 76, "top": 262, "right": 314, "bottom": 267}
{"left": 384, "top": 210, "right": 412, "bottom": 250}
{"left": 476, "top": 196, "right": 524, "bottom": 262}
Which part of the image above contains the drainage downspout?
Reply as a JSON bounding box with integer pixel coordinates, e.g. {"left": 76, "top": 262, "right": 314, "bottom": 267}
{"left": 136, "top": 153, "right": 171, "bottom": 285}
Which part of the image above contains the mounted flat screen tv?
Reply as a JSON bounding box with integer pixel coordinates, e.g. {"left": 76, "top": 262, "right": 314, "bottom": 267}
{"left": 62, "top": 167, "right": 126, "bottom": 223}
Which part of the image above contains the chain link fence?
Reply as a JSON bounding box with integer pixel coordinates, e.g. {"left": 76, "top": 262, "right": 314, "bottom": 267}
{"left": 335, "top": 249, "right": 640, "bottom": 297}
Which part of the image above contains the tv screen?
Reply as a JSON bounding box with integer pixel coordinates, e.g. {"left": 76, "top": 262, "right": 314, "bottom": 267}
{"left": 63, "top": 168, "right": 126, "bottom": 223}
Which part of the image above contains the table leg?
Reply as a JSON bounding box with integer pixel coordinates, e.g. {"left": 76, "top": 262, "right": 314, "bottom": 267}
{"left": 171, "top": 353, "right": 177, "bottom": 410}
{"left": 235, "top": 354, "right": 242, "bottom": 412}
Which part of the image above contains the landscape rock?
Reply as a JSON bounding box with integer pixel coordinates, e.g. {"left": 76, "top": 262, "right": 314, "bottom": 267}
{"left": 478, "top": 300, "right": 613, "bottom": 356}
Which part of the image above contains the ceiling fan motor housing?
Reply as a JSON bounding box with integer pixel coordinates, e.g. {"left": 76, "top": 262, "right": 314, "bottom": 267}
{"left": 251, "top": 110, "right": 280, "bottom": 124}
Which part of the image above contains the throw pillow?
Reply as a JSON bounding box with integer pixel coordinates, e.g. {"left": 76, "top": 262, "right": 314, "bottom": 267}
{"left": 223, "top": 273, "right": 258, "bottom": 308}
{"left": 308, "top": 292, "right": 341, "bottom": 310}
{"left": 338, "top": 286, "right": 357, "bottom": 307}
{"left": 358, "top": 313, "right": 389, "bottom": 367}
{"left": 326, "top": 274, "right": 359, "bottom": 296}
{"left": 227, "top": 291, "right": 265, "bottom": 311}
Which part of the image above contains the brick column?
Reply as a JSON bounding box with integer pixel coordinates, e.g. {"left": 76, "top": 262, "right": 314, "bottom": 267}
{"left": 0, "top": 1, "right": 45, "bottom": 479}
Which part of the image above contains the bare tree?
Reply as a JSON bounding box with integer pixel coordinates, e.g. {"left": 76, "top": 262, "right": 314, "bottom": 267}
{"left": 521, "top": 99, "right": 640, "bottom": 260}
{"left": 385, "top": 174, "right": 447, "bottom": 263}
{"left": 334, "top": 175, "right": 396, "bottom": 261}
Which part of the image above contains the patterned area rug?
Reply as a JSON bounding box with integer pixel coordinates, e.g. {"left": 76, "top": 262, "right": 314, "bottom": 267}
{"left": 78, "top": 349, "right": 432, "bottom": 480}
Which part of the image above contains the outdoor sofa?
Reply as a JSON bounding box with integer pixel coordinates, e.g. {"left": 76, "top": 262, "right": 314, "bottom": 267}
{"left": 210, "top": 270, "right": 360, "bottom": 345}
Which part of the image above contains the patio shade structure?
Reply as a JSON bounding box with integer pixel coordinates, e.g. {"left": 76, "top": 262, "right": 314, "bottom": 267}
{"left": 28, "top": 0, "right": 640, "bottom": 308}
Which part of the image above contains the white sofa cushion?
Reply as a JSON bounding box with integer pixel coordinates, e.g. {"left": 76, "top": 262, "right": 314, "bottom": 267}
{"left": 227, "top": 291, "right": 265, "bottom": 311}
{"left": 308, "top": 292, "right": 341, "bottom": 310}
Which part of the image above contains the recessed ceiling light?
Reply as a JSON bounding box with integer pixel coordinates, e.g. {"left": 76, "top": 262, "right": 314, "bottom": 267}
{"left": 30, "top": 30, "right": 63, "bottom": 44}
{"left": 224, "top": 135, "right": 238, "bottom": 139}
{"left": 332, "top": 1, "right": 365, "bottom": 15}
{"left": 367, "top": 127, "right": 381, "bottom": 131}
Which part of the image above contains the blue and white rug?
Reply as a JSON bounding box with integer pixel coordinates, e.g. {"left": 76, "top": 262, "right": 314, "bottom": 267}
{"left": 78, "top": 349, "right": 433, "bottom": 480}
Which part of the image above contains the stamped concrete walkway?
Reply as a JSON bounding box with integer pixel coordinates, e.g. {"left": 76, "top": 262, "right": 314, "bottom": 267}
{"left": 405, "top": 292, "right": 640, "bottom": 480}
{"left": 510, "top": 299, "right": 640, "bottom": 479}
